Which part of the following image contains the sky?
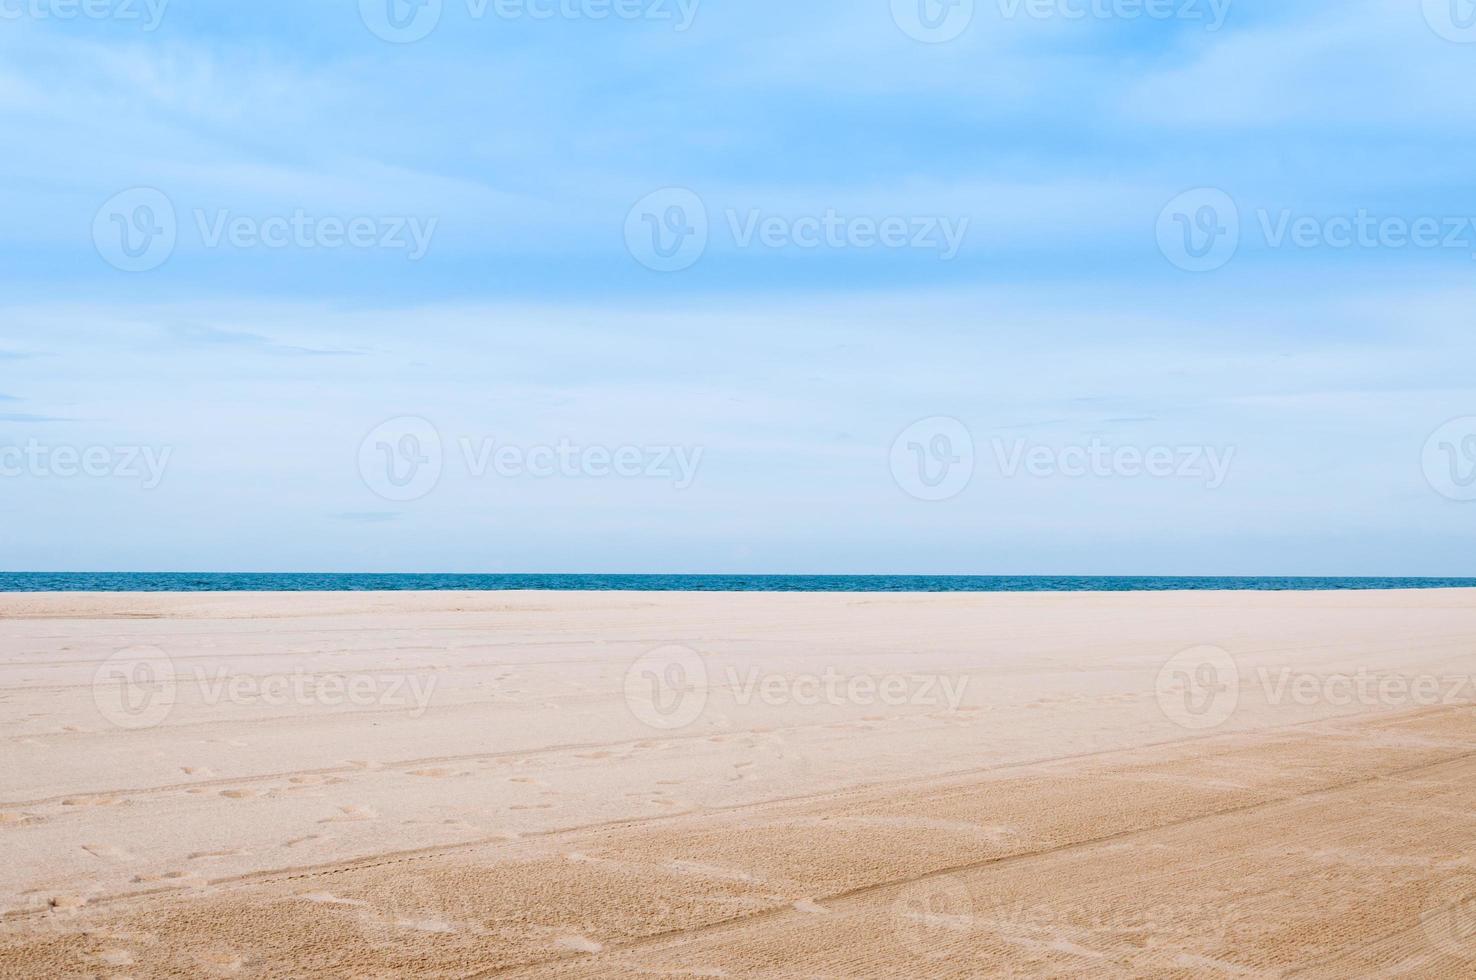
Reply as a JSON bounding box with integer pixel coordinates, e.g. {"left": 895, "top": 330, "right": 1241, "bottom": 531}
{"left": 2, "top": 0, "right": 1476, "bottom": 575}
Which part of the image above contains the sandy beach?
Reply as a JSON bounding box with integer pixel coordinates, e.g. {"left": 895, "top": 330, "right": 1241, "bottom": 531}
{"left": 4, "top": 588, "right": 1476, "bottom": 977}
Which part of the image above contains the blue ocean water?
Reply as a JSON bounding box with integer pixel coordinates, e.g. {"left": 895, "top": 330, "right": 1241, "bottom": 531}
{"left": 0, "top": 573, "right": 1473, "bottom": 593}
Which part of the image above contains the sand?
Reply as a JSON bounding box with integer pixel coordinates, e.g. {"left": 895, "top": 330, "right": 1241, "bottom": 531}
{"left": 3, "top": 588, "right": 1476, "bottom": 977}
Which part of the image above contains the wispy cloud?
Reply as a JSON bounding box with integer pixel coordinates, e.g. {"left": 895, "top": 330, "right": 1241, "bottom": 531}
{"left": 166, "top": 323, "right": 364, "bottom": 357}
{"left": 0, "top": 412, "right": 73, "bottom": 423}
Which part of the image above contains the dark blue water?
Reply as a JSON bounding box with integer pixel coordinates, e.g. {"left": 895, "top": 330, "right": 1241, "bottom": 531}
{"left": 1, "top": 573, "right": 1473, "bottom": 593}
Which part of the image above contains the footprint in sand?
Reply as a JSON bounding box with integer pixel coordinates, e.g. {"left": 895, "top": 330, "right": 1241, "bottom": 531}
{"left": 0, "top": 812, "right": 40, "bottom": 827}
{"left": 282, "top": 835, "right": 321, "bottom": 848}
{"left": 320, "top": 805, "right": 378, "bottom": 823}
{"left": 81, "top": 844, "right": 134, "bottom": 862}
{"left": 131, "top": 870, "right": 189, "bottom": 883}
{"left": 508, "top": 804, "right": 553, "bottom": 811}
{"left": 407, "top": 768, "right": 463, "bottom": 778}
{"left": 219, "top": 789, "right": 259, "bottom": 800}
{"left": 96, "top": 949, "right": 135, "bottom": 967}
{"left": 61, "top": 796, "right": 123, "bottom": 807}
{"left": 288, "top": 775, "right": 324, "bottom": 786}
{"left": 181, "top": 766, "right": 215, "bottom": 777}
{"left": 48, "top": 894, "right": 86, "bottom": 910}
{"left": 188, "top": 849, "right": 244, "bottom": 861}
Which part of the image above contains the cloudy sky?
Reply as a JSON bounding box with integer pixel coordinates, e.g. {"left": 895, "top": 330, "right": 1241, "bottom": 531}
{"left": 2, "top": 0, "right": 1475, "bottom": 574}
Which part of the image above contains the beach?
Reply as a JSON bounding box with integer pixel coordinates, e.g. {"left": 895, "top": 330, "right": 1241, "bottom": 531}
{"left": 3, "top": 587, "right": 1476, "bottom": 976}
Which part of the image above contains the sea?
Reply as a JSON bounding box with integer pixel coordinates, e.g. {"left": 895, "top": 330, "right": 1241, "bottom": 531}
{"left": 0, "top": 573, "right": 1473, "bottom": 593}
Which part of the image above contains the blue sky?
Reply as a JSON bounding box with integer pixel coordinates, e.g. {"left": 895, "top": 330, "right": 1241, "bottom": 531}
{"left": 3, "top": 0, "right": 1476, "bottom": 574}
